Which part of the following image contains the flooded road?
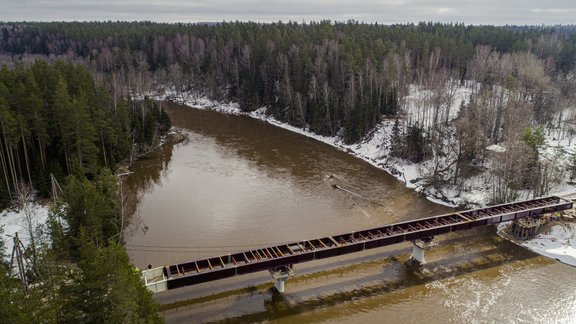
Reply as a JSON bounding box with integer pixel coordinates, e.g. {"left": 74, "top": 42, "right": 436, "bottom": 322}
{"left": 125, "top": 103, "right": 576, "bottom": 323}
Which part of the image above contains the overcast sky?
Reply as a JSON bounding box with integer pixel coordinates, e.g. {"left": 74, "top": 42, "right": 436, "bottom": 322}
{"left": 2, "top": 0, "right": 576, "bottom": 25}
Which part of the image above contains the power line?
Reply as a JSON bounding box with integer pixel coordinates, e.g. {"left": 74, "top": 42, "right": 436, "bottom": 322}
{"left": 126, "top": 247, "right": 248, "bottom": 253}
{"left": 125, "top": 240, "right": 296, "bottom": 250}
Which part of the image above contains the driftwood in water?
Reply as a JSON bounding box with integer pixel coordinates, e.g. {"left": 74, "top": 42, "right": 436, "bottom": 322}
{"left": 333, "top": 185, "right": 362, "bottom": 197}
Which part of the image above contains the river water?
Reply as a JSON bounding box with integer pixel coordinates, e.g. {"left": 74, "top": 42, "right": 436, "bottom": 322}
{"left": 125, "top": 102, "right": 576, "bottom": 323}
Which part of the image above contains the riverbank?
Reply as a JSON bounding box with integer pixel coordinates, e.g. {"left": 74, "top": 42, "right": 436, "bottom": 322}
{"left": 497, "top": 209, "right": 576, "bottom": 267}
{"left": 153, "top": 89, "right": 461, "bottom": 207}
{"left": 151, "top": 87, "right": 576, "bottom": 208}
{"left": 0, "top": 128, "right": 186, "bottom": 261}
{"left": 522, "top": 221, "right": 576, "bottom": 266}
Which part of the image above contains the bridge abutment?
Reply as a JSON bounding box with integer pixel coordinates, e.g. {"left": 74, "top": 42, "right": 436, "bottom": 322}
{"left": 509, "top": 217, "right": 545, "bottom": 240}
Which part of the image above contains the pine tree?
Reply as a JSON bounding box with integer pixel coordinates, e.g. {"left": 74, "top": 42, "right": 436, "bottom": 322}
{"left": 60, "top": 241, "right": 161, "bottom": 323}
{"left": 58, "top": 169, "right": 122, "bottom": 253}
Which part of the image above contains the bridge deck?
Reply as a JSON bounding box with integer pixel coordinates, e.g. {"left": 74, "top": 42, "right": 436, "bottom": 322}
{"left": 148, "top": 196, "right": 572, "bottom": 291}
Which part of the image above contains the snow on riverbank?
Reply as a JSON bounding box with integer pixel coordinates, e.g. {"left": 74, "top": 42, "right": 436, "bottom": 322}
{"left": 151, "top": 85, "right": 478, "bottom": 207}
{"left": 155, "top": 90, "right": 242, "bottom": 115}
{"left": 151, "top": 85, "right": 575, "bottom": 209}
{"left": 0, "top": 204, "right": 49, "bottom": 259}
{"left": 498, "top": 221, "right": 576, "bottom": 267}
{"left": 521, "top": 223, "right": 576, "bottom": 266}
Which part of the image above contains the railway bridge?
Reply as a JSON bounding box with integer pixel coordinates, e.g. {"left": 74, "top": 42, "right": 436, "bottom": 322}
{"left": 142, "top": 196, "right": 573, "bottom": 293}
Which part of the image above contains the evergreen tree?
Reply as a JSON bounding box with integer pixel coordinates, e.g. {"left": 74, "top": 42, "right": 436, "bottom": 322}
{"left": 58, "top": 169, "right": 122, "bottom": 254}
{"left": 60, "top": 241, "right": 161, "bottom": 323}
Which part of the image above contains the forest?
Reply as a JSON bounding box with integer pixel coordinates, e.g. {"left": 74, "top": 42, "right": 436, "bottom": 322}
{"left": 1, "top": 21, "right": 576, "bottom": 321}
{"left": 2, "top": 20, "right": 569, "bottom": 204}
{"left": 0, "top": 60, "right": 169, "bottom": 321}
{"left": 2, "top": 22, "right": 575, "bottom": 142}
{"left": 0, "top": 60, "right": 170, "bottom": 207}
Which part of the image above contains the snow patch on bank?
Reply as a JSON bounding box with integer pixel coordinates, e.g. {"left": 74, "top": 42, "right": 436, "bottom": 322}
{"left": 152, "top": 89, "right": 242, "bottom": 115}
{"left": 497, "top": 221, "right": 576, "bottom": 267}
{"left": 521, "top": 223, "right": 576, "bottom": 266}
{"left": 0, "top": 204, "right": 49, "bottom": 259}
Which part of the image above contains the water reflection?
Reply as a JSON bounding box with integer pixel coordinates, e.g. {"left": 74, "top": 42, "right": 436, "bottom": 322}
{"left": 124, "top": 142, "right": 175, "bottom": 240}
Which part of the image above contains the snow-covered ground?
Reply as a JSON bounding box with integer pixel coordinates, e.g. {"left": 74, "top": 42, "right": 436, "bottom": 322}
{"left": 0, "top": 204, "right": 49, "bottom": 260}
{"left": 521, "top": 223, "right": 576, "bottom": 266}
{"left": 498, "top": 221, "right": 576, "bottom": 267}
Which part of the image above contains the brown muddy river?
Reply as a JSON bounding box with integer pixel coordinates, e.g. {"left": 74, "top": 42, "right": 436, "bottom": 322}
{"left": 125, "top": 102, "right": 576, "bottom": 323}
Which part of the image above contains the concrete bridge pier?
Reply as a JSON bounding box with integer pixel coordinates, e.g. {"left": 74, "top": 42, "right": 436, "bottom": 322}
{"left": 275, "top": 277, "right": 286, "bottom": 293}
{"left": 410, "top": 236, "right": 435, "bottom": 264}
{"left": 269, "top": 265, "right": 295, "bottom": 293}
{"left": 411, "top": 244, "right": 426, "bottom": 263}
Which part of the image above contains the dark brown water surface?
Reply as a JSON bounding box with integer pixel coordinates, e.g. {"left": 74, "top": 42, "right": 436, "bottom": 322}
{"left": 124, "top": 102, "right": 449, "bottom": 266}
{"left": 125, "top": 102, "right": 576, "bottom": 323}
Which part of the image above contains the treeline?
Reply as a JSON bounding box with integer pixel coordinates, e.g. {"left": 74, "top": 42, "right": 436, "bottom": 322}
{"left": 1, "top": 21, "right": 575, "bottom": 204}
{"left": 1, "top": 21, "right": 575, "bottom": 144}
{"left": 0, "top": 60, "right": 170, "bottom": 208}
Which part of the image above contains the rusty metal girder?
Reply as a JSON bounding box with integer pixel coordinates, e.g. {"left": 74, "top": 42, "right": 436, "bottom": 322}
{"left": 155, "top": 196, "right": 572, "bottom": 291}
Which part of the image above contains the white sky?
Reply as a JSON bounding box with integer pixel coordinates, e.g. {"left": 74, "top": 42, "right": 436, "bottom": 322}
{"left": 2, "top": 0, "right": 576, "bottom": 25}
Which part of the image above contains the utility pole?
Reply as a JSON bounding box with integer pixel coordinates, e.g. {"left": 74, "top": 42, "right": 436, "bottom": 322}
{"left": 50, "top": 173, "right": 64, "bottom": 205}
{"left": 50, "top": 173, "right": 65, "bottom": 227}
{"left": 9, "top": 232, "right": 30, "bottom": 291}
{"left": 115, "top": 171, "right": 133, "bottom": 244}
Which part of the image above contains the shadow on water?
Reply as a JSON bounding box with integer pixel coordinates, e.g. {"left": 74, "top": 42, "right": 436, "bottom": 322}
{"left": 162, "top": 227, "right": 543, "bottom": 323}
{"left": 211, "top": 255, "right": 537, "bottom": 323}
{"left": 123, "top": 140, "right": 176, "bottom": 240}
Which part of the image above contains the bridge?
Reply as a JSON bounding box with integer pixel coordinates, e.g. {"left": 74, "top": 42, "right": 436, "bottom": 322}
{"left": 142, "top": 196, "right": 573, "bottom": 293}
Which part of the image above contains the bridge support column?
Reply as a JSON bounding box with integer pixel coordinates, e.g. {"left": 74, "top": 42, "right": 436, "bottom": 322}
{"left": 275, "top": 278, "right": 286, "bottom": 293}
{"left": 410, "top": 236, "right": 435, "bottom": 264}
{"left": 411, "top": 244, "right": 426, "bottom": 263}
{"left": 269, "top": 265, "right": 295, "bottom": 293}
